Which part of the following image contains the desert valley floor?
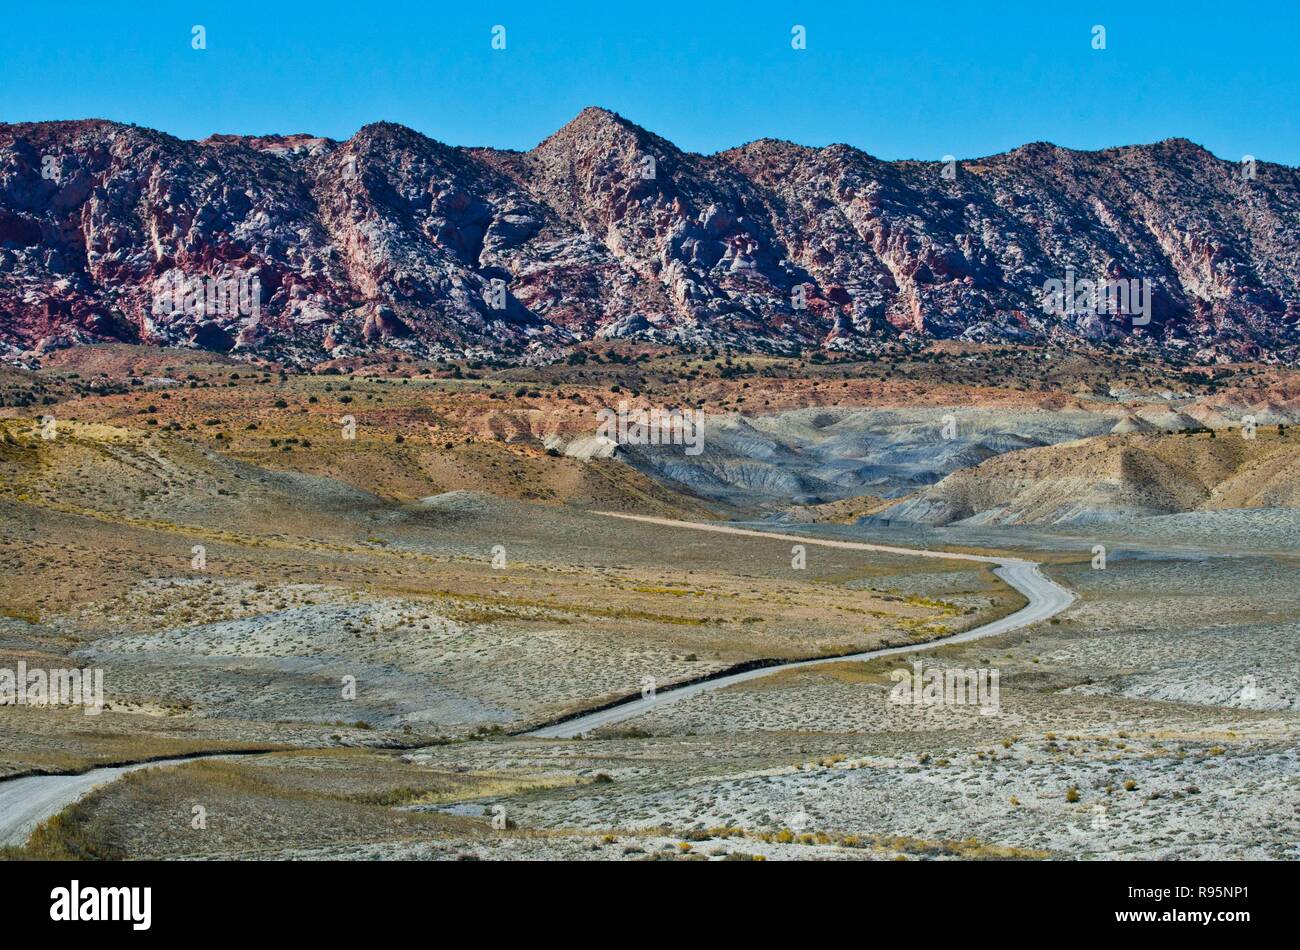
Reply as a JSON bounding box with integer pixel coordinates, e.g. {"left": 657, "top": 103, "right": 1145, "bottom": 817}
{"left": 1, "top": 343, "right": 1297, "bottom": 860}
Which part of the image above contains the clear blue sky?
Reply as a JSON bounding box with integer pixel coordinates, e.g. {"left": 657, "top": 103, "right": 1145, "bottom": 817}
{"left": 2, "top": 1, "right": 1296, "bottom": 164}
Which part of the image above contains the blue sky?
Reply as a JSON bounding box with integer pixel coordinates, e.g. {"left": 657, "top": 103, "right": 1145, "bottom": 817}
{"left": 1, "top": 1, "right": 1296, "bottom": 164}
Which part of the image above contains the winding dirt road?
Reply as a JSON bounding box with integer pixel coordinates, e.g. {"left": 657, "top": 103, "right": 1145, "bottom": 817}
{"left": 526, "top": 513, "right": 1076, "bottom": 739}
{"left": 0, "top": 758, "right": 198, "bottom": 848}
{"left": 0, "top": 514, "right": 1074, "bottom": 847}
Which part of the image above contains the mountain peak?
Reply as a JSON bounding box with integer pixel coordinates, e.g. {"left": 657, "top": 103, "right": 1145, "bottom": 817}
{"left": 569, "top": 106, "right": 635, "bottom": 129}
{"left": 350, "top": 120, "right": 430, "bottom": 144}
{"left": 534, "top": 106, "right": 652, "bottom": 153}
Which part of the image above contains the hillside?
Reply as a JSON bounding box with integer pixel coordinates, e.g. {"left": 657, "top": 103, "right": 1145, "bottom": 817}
{"left": 881, "top": 428, "right": 1300, "bottom": 525}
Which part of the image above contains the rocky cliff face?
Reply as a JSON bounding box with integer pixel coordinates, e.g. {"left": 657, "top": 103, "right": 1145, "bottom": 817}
{"left": 2, "top": 107, "right": 1297, "bottom": 365}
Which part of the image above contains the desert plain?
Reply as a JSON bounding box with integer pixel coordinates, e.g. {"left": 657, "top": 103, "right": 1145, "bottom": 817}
{"left": 1, "top": 342, "right": 1297, "bottom": 860}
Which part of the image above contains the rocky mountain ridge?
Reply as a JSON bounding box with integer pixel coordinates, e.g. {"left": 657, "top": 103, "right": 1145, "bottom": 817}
{"left": 2, "top": 108, "right": 1298, "bottom": 366}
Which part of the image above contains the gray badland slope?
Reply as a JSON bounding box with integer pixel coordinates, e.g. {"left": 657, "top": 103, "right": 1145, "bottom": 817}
{"left": 617, "top": 407, "right": 1116, "bottom": 508}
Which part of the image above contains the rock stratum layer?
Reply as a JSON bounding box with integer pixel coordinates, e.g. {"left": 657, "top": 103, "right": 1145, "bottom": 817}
{"left": 2, "top": 108, "right": 1298, "bottom": 365}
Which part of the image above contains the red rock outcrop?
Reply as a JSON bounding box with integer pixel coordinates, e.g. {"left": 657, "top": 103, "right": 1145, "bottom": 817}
{"left": 2, "top": 109, "right": 1297, "bottom": 365}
